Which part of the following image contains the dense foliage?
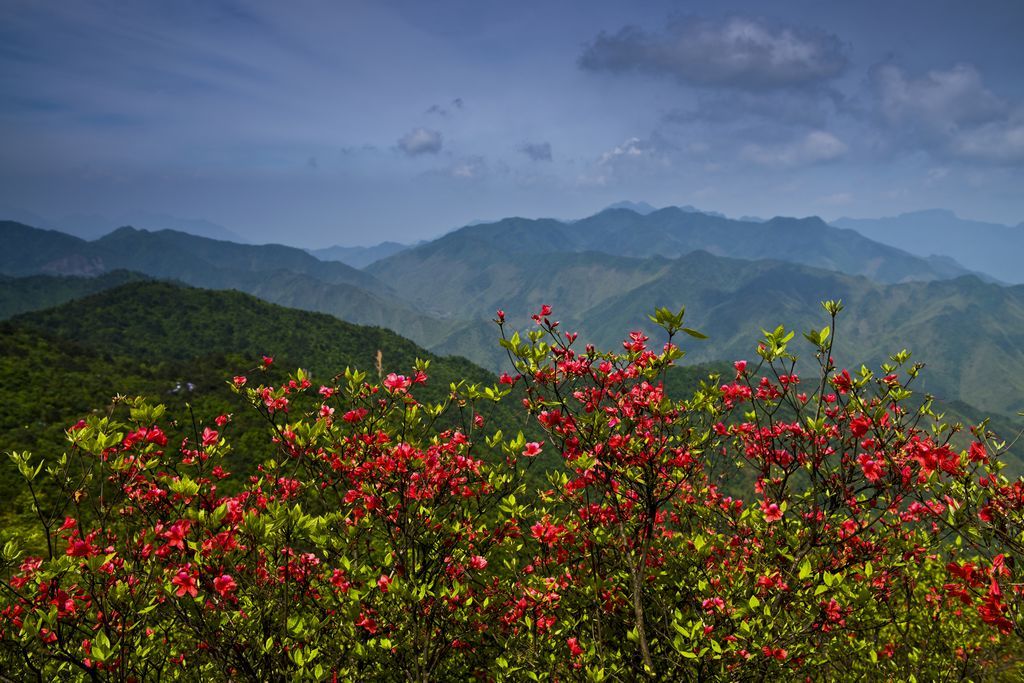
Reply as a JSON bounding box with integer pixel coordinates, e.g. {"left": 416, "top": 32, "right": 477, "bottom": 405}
{"left": 0, "top": 282, "right": 539, "bottom": 513}
{"left": 1, "top": 303, "right": 1022, "bottom": 680}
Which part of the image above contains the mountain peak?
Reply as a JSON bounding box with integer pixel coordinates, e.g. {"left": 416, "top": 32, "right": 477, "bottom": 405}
{"left": 602, "top": 201, "right": 657, "bottom": 215}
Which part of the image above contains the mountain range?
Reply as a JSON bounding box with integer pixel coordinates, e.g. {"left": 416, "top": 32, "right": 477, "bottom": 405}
{"left": 2, "top": 204, "right": 1023, "bottom": 422}
{"left": 0, "top": 204, "right": 246, "bottom": 243}
{"left": 833, "top": 210, "right": 1024, "bottom": 284}
{"left": 309, "top": 241, "right": 412, "bottom": 268}
{"left": 372, "top": 207, "right": 974, "bottom": 286}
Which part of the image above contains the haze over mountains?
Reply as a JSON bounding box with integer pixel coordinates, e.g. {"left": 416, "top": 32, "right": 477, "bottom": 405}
{"left": 2, "top": 202, "right": 1023, "bottom": 423}
{"left": 833, "top": 210, "right": 1024, "bottom": 284}
{"left": 0, "top": 205, "right": 247, "bottom": 243}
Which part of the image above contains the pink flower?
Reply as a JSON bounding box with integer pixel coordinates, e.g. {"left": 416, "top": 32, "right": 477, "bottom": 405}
{"left": 377, "top": 574, "right": 392, "bottom": 592}
{"left": 761, "top": 501, "right": 783, "bottom": 523}
{"left": 162, "top": 520, "right": 191, "bottom": 550}
{"left": 522, "top": 442, "right": 543, "bottom": 458}
{"left": 468, "top": 555, "right": 488, "bottom": 571}
{"left": 383, "top": 373, "right": 411, "bottom": 392}
{"left": 261, "top": 356, "right": 274, "bottom": 367}
{"left": 702, "top": 596, "right": 725, "bottom": 613}
{"left": 567, "top": 637, "right": 583, "bottom": 657}
{"left": 201, "top": 427, "right": 219, "bottom": 447}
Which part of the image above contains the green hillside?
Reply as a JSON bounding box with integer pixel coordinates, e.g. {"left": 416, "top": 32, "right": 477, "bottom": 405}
{"left": 368, "top": 237, "right": 1024, "bottom": 418}
{"left": 0, "top": 221, "right": 472, "bottom": 348}
{"left": 0, "top": 270, "right": 149, "bottom": 319}
{"left": 0, "top": 281, "right": 535, "bottom": 519}
{"left": 4, "top": 217, "right": 1022, "bottom": 424}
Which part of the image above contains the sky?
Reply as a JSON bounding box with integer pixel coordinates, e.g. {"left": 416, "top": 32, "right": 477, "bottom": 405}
{"left": 1, "top": 0, "right": 1022, "bottom": 247}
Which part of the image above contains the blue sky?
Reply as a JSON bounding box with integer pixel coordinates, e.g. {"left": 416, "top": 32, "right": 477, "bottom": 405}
{"left": 1, "top": 0, "right": 1022, "bottom": 246}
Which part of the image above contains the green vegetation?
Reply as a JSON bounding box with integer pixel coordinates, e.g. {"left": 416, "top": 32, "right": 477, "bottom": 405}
{"left": 0, "top": 281, "right": 537, "bottom": 521}
{"left": 0, "top": 270, "right": 149, "bottom": 319}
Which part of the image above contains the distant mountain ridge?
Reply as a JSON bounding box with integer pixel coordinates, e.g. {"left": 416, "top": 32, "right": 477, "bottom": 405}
{"left": 0, "top": 221, "right": 470, "bottom": 350}
{"left": 5, "top": 211, "right": 1024, "bottom": 420}
{"left": 309, "top": 241, "right": 411, "bottom": 268}
{"left": 0, "top": 206, "right": 246, "bottom": 243}
{"left": 833, "top": 210, "right": 1024, "bottom": 284}
{"left": 371, "top": 206, "right": 975, "bottom": 285}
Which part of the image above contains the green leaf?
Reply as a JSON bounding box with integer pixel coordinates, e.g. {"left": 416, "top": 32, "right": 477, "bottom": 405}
{"left": 798, "top": 559, "right": 812, "bottom": 580}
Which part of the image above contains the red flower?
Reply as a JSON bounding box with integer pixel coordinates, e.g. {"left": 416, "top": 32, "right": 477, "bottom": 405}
{"left": 146, "top": 426, "right": 168, "bottom": 446}
{"left": 567, "top": 637, "right": 583, "bottom": 657}
{"left": 201, "top": 427, "right": 219, "bottom": 447}
{"left": 66, "top": 539, "right": 93, "bottom": 558}
{"left": 261, "top": 356, "right": 274, "bottom": 367}
{"left": 522, "top": 442, "right": 543, "bottom": 458}
{"left": 355, "top": 611, "right": 378, "bottom": 634}
{"left": 172, "top": 569, "right": 198, "bottom": 598}
{"left": 857, "top": 453, "right": 884, "bottom": 482}
{"left": 968, "top": 442, "right": 988, "bottom": 463}
{"left": 162, "top": 520, "right": 191, "bottom": 550}
{"left": 377, "top": 574, "right": 392, "bottom": 592}
{"left": 213, "top": 574, "right": 237, "bottom": 597}
{"left": 468, "top": 555, "right": 488, "bottom": 571}
{"left": 849, "top": 415, "right": 872, "bottom": 438}
{"left": 343, "top": 408, "right": 368, "bottom": 423}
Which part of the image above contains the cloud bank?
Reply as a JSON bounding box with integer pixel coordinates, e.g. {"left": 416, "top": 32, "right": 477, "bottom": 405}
{"left": 579, "top": 16, "right": 848, "bottom": 90}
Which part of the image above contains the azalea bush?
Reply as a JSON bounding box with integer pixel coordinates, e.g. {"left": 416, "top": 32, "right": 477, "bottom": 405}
{"left": 0, "top": 303, "right": 1022, "bottom": 680}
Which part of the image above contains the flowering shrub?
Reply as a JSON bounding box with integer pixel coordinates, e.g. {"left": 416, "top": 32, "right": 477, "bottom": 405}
{"left": 1, "top": 303, "right": 1022, "bottom": 680}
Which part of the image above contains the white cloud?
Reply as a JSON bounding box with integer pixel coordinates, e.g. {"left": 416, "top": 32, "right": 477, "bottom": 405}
{"left": 949, "top": 116, "right": 1024, "bottom": 164}
{"left": 873, "top": 63, "right": 1007, "bottom": 131}
{"left": 741, "top": 130, "right": 847, "bottom": 167}
{"left": 872, "top": 63, "right": 1024, "bottom": 164}
{"left": 598, "top": 137, "right": 649, "bottom": 165}
{"left": 398, "top": 127, "right": 443, "bottom": 156}
{"left": 577, "top": 136, "right": 672, "bottom": 186}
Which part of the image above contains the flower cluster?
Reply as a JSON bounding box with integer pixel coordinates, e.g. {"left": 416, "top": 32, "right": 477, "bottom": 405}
{"left": 0, "top": 304, "right": 1021, "bottom": 680}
